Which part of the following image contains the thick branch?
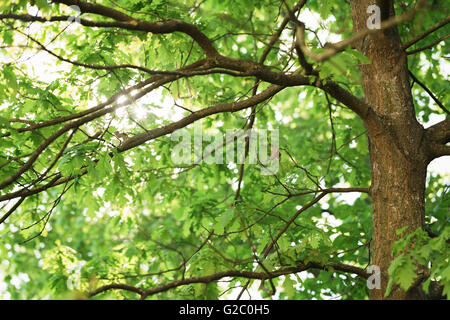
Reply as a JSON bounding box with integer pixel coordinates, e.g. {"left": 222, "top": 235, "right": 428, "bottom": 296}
{"left": 52, "top": 0, "right": 134, "bottom": 22}
{"left": 212, "top": 55, "right": 371, "bottom": 117}
{"left": 424, "top": 118, "right": 450, "bottom": 160}
{"left": 0, "top": 85, "right": 282, "bottom": 201}
{"left": 0, "top": 0, "right": 371, "bottom": 201}
{"left": 426, "top": 118, "right": 450, "bottom": 144}
{"left": 117, "top": 85, "right": 285, "bottom": 152}
{"left": 88, "top": 283, "right": 144, "bottom": 298}
{"left": 0, "top": 12, "right": 217, "bottom": 58}
{"left": 0, "top": 8, "right": 371, "bottom": 119}
{"left": 52, "top": 0, "right": 219, "bottom": 58}
{"left": 7, "top": 60, "right": 206, "bottom": 135}
{"left": 320, "top": 80, "right": 371, "bottom": 119}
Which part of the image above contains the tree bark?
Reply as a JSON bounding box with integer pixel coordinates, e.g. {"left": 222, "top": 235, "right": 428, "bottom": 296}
{"left": 350, "top": 1, "right": 429, "bottom": 299}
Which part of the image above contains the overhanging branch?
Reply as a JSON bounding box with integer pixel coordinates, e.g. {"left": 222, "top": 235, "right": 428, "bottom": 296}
{"left": 52, "top": 0, "right": 219, "bottom": 58}
{"left": 0, "top": 1, "right": 372, "bottom": 118}
{"left": 0, "top": 0, "right": 372, "bottom": 220}
{"left": 117, "top": 85, "right": 285, "bottom": 152}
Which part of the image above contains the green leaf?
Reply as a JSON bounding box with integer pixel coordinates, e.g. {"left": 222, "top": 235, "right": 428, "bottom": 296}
{"left": 3, "top": 66, "right": 17, "bottom": 93}
{"left": 396, "top": 262, "right": 417, "bottom": 291}
{"left": 213, "top": 208, "right": 234, "bottom": 234}
{"left": 282, "top": 276, "right": 296, "bottom": 298}
{"left": 396, "top": 226, "right": 409, "bottom": 236}
{"left": 346, "top": 48, "right": 372, "bottom": 64}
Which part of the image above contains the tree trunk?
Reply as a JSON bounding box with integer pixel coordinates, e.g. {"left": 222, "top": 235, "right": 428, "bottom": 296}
{"left": 350, "top": 1, "right": 429, "bottom": 299}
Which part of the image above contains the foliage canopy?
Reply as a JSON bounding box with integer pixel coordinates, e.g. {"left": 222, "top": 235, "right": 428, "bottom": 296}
{"left": 0, "top": 0, "right": 448, "bottom": 299}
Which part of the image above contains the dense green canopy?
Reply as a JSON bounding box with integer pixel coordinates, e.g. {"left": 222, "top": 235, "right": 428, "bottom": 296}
{"left": 0, "top": 0, "right": 448, "bottom": 300}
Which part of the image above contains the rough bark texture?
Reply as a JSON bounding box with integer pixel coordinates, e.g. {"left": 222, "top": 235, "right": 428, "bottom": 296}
{"left": 350, "top": 0, "right": 429, "bottom": 299}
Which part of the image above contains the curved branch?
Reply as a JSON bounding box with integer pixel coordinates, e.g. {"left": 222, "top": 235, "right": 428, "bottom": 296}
{"left": 7, "top": 60, "right": 206, "bottom": 135}
{"left": 212, "top": 55, "right": 371, "bottom": 117}
{"left": 52, "top": 0, "right": 219, "bottom": 58}
{"left": 88, "top": 261, "right": 368, "bottom": 299}
{"left": 0, "top": 75, "right": 169, "bottom": 191}
{"left": 52, "top": 0, "right": 135, "bottom": 22}
{"left": 16, "top": 29, "right": 167, "bottom": 75}
{"left": 0, "top": 0, "right": 371, "bottom": 202}
{"left": 0, "top": 85, "right": 282, "bottom": 201}
{"left": 0, "top": 5, "right": 372, "bottom": 119}
{"left": 290, "top": 1, "right": 424, "bottom": 63}
{"left": 88, "top": 283, "right": 144, "bottom": 298}
{"left": 117, "top": 85, "right": 285, "bottom": 152}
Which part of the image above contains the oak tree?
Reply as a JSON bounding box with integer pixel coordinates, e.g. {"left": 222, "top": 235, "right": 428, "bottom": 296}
{"left": 0, "top": 0, "right": 448, "bottom": 299}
